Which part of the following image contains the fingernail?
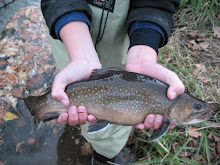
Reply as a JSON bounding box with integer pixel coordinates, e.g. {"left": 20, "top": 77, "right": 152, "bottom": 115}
{"left": 70, "top": 107, "right": 76, "bottom": 114}
{"left": 78, "top": 107, "right": 85, "bottom": 113}
{"left": 171, "top": 91, "right": 177, "bottom": 99}
{"left": 148, "top": 117, "right": 154, "bottom": 123}
{"left": 61, "top": 99, "right": 67, "bottom": 106}
{"left": 62, "top": 116, "right": 67, "bottom": 121}
{"left": 156, "top": 116, "right": 163, "bottom": 122}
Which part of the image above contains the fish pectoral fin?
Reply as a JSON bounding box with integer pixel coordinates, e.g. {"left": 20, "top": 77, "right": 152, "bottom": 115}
{"left": 88, "top": 120, "right": 111, "bottom": 134}
{"left": 148, "top": 121, "right": 170, "bottom": 142}
{"left": 36, "top": 113, "right": 60, "bottom": 130}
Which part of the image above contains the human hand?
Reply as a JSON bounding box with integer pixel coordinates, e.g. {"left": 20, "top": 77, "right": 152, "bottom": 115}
{"left": 126, "top": 45, "right": 185, "bottom": 130}
{"left": 52, "top": 61, "right": 100, "bottom": 126}
{"left": 51, "top": 21, "right": 102, "bottom": 126}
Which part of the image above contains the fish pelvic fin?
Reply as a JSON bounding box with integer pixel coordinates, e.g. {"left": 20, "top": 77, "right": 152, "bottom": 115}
{"left": 88, "top": 120, "right": 111, "bottom": 134}
{"left": 148, "top": 120, "right": 170, "bottom": 142}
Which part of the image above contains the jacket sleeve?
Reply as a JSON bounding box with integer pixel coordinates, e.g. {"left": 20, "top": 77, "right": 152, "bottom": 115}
{"left": 41, "top": 0, "right": 92, "bottom": 39}
{"left": 127, "top": 0, "right": 180, "bottom": 46}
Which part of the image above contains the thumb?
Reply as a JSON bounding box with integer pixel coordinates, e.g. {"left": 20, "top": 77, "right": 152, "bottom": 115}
{"left": 51, "top": 73, "right": 69, "bottom": 107}
{"left": 166, "top": 72, "right": 185, "bottom": 100}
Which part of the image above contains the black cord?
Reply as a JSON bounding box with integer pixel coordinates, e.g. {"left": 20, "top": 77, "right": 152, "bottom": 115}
{"left": 95, "top": 0, "right": 112, "bottom": 49}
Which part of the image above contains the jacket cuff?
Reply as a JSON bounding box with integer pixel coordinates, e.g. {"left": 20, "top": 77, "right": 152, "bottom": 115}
{"left": 129, "top": 22, "right": 164, "bottom": 53}
{"left": 54, "top": 11, "right": 91, "bottom": 40}
{"left": 129, "top": 21, "right": 165, "bottom": 47}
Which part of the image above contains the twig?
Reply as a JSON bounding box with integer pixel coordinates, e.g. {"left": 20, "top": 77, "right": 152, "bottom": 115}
{"left": 169, "top": 125, "right": 220, "bottom": 135}
{"left": 157, "top": 140, "right": 169, "bottom": 153}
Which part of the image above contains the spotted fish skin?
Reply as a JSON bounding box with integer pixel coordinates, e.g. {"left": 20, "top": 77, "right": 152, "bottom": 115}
{"left": 24, "top": 68, "right": 212, "bottom": 126}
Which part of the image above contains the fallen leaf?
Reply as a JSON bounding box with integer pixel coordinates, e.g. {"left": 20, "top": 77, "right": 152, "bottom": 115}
{"left": 81, "top": 142, "right": 92, "bottom": 156}
{"left": 5, "top": 94, "right": 17, "bottom": 109}
{"left": 188, "top": 126, "right": 201, "bottom": 138}
{"left": 11, "top": 88, "right": 23, "bottom": 98}
{"left": 5, "top": 73, "right": 17, "bottom": 83}
{"left": 27, "top": 138, "right": 35, "bottom": 145}
{"left": 16, "top": 141, "right": 25, "bottom": 152}
{"left": 199, "top": 42, "right": 209, "bottom": 49}
{"left": 3, "top": 112, "right": 18, "bottom": 121}
{"left": 53, "top": 127, "right": 58, "bottom": 134}
{"left": 188, "top": 40, "right": 200, "bottom": 50}
{"left": 212, "top": 134, "right": 220, "bottom": 142}
{"left": 0, "top": 107, "right": 6, "bottom": 120}
{"left": 189, "top": 30, "right": 198, "bottom": 39}
{"left": 75, "top": 139, "right": 80, "bottom": 145}
{"left": 214, "top": 26, "right": 220, "bottom": 38}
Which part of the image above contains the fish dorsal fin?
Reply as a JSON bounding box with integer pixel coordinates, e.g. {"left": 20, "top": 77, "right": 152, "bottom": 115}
{"left": 89, "top": 68, "right": 124, "bottom": 79}
{"left": 88, "top": 120, "right": 111, "bottom": 134}
{"left": 148, "top": 121, "right": 170, "bottom": 142}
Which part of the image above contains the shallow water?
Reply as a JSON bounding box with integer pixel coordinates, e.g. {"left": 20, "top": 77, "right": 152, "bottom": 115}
{"left": 0, "top": 1, "right": 91, "bottom": 164}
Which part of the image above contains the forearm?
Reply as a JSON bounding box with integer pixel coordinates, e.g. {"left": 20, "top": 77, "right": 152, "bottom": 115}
{"left": 59, "top": 21, "right": 101, "bottom": 68}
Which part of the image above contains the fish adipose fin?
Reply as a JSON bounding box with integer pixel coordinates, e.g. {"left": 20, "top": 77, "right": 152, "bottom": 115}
{"left": 88, "top": 120, "right": 111, "bottom": 134}
{"left": 148, "top": 121, "right": 170, "bottom": 142}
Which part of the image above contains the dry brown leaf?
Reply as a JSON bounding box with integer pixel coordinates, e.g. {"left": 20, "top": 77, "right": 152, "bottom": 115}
{"left": 0, "top": 107, "right": 6, "bottom": 120}
{"left": 11, "top": 88, "right": 23, "bottom": 98}
{"left": 202, "top": 78, "right": 211, "bottom": 84}
{"left": 27, "top": 138, "right": 35, "bottom": 145}
{"left": 199, "top": 42, "right": 209, "bottom": 49}
{"left": 5, "top": 94, "right": 17, "bottom": 109}
{"left": 5, "top": 73, "right": 17, "bottom": 83}
{"left": 189, "top": 30, "right": 198, "bottom": 39}
{"left": 189, "top": 40, "right": 200, "bottom": 50}
{"left": 53, "top": 127, "right": 58, "bottom": 134}
{"left": 188, "top": 126, "right": 201, "bottom": 138}
{"left": 75, "top": 139, "right": 80, "bottom": 145}
{"left": 81, "top": 142, "right": 92, "bottom": 156}
{"left": 16, "top": 141, "right": 25, "bottom": 152}
{"left": 214, "top": 26, "right": 220, "bottom": 38}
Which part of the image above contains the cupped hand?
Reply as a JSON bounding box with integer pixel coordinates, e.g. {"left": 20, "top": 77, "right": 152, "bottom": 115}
{"left": 52, "top": 61, "right": 100, "bottom": 126}
{"left": 126, "top": 45, "right": 185, "bottom": 130}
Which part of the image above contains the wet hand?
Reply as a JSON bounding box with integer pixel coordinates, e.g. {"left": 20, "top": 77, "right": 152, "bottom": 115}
{"left": 57, "top": 106, "right": 96, "bottom": 126}
{"left": 52, "top": 61, "right": 101, "bottom": 126}
{"left": 126, "top": 45, "right": 185, "bottom": 130}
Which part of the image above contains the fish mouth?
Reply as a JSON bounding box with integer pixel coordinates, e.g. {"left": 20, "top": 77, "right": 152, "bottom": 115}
{"left": 197, "top": 111, "right": 212, "bottom": 119}
{"left": 189, "top": 105, "right": 212, "bottom": 120}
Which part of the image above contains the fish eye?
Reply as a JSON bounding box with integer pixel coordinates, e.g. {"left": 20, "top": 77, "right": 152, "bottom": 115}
{"left": 193, "top": 103, "right": 202, "bottom": 110}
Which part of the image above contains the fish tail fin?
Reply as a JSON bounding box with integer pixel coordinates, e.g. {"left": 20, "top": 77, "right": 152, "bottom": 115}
{"left": 23, "top": 96, "right": 37, "bottom": 116}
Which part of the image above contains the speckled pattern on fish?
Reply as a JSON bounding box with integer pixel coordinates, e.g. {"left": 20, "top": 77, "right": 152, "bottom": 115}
{"left": 24, "top": 68, "right": 212, "bottom": 126}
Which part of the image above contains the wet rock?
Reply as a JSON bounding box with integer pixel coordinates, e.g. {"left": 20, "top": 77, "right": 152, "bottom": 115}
{"left": 0, "top": 0, "right": 15, "bottom": 8}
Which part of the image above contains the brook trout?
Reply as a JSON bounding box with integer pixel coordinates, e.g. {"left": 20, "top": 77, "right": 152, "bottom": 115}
{"left": 24, "top": 68, "right": 212, "bottom": 141}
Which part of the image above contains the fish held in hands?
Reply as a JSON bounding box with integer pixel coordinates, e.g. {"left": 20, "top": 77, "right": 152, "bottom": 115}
{"left": 23, "top": 68, "right": 212, "bottom": 141}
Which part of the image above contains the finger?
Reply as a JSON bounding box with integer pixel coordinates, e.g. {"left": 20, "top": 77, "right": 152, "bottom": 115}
{"left": 154, "top": 115, "right": 163, "bottom": 130}
{"left": 78, "top": 106, "right": 88, "bottom": 125}
{"left": 88, "top": 115, "right": 96, "bottom": 123}
{"left": 165, "top": 71, "right": 185, "bottom": 100}
{"left": 57, "top": 113, "right": 68, "bottom": 124}
{"left": 143, "top": 114, "right": 155, "bottom": 129}
{"left": 169, "top": 124, "right": 175, "bottom": 129}
{"left": 51, "top": 73, "right": 69, "bottom": 106}
{"left": 135, "top": 123, "right": 145, "bottom": 130}
{"left": 67, "top": 106, "right": 79, "bottom": 126}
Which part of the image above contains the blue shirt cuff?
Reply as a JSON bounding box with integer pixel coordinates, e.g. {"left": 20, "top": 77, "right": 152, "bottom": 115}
{"left": 54, "top": 11, "right": 91, "bottom": 39}
{"left": 129, "top": 21, "right": 165, "bottom": 47}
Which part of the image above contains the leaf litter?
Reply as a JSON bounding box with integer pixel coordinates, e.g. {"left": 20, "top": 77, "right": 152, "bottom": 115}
{"left": 0, "top": 1, "right": 219, "bottom": 165}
